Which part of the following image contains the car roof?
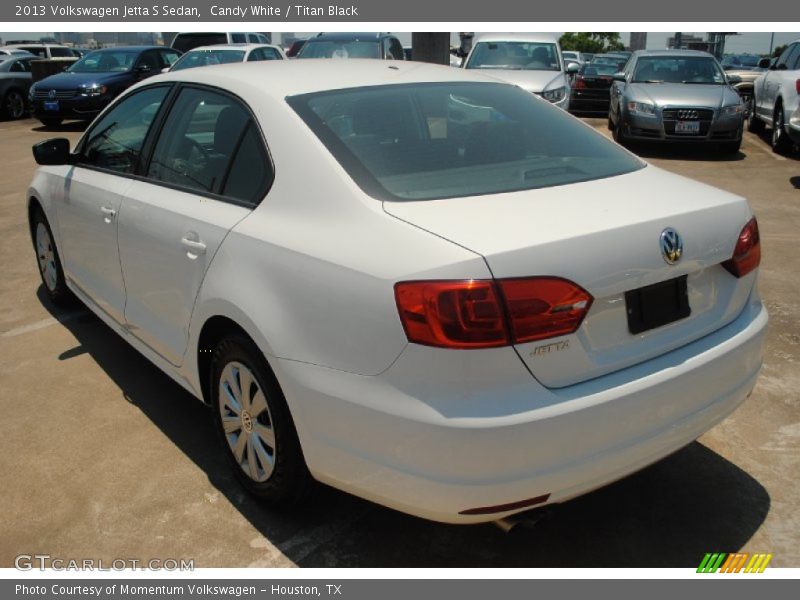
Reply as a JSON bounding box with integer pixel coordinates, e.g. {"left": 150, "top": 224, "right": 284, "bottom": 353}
{"left": 5, "top": 43, "right": 69, "bottom": 48}
{"left": 632, "top": 49, "right": 715, "bottom": 58}
{"left": 88, "top": 45, "right": 167, "bottom": 53}
{"left": 185, "top": 44, "right": 277, "bottom": 52}
{"left": 473, "top": 33, "right": 559, "bottom": 44}
{"left": 150, "top": 59, "right": 502, "bottom": 98}
{"left": 310, "top": 32, "right": 392, "bottom": 41}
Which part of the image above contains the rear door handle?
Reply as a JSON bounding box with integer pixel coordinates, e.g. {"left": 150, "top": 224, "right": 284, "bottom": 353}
{"left": 100, "top": 206, "right": 116, "bottom": 221}
{"left": 180, "top": 236, "right": 207, "bottom": 256}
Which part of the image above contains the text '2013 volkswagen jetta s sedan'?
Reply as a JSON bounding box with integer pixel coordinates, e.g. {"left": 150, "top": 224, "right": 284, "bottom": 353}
{"left": 28, "top": 60, "right": 767, "bottom": 524}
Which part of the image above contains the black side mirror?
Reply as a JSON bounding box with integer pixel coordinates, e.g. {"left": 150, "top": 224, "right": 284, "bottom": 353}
{"left": 757, "top": 58, "right": 771, "bottom": 69}
{"left": 136, "top": 64, "right": 152, "bottom": 75}
{"left": 33, "top": 138, "right": 72, "bottom": 165}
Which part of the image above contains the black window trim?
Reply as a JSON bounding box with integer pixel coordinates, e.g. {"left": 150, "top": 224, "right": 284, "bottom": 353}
{"left": 73, "top": 81, "right": 275, "bottom": 210}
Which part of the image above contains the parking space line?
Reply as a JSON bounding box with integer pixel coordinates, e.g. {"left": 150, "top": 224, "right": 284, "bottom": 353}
{"left": 1, "top": 311, "right": 84, "bottom": 338}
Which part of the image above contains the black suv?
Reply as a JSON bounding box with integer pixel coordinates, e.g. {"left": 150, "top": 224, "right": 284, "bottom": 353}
{"left": 296, "top": 32, "right": 405, "bottom": 60}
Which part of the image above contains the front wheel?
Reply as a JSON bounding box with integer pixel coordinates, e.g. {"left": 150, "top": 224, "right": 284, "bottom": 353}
{"left": 2, "top": 89, "right": 26, "bottom": 119}
{"left": 211, "top": 334, "right": 313, "bottom": 505}
{"left": 771, "top": 105, "right": 792, "bottom": 154}
{"left": 31, "top": 209, "right": 72, "bottom": 305}
{"left": 612, "top": 112, "right": 627, "bottom": 146}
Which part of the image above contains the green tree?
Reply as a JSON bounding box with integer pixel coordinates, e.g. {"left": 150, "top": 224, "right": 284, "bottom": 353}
{"left": 559, "top": 32, "right": 626, "bottom": 54}
{"left": 772, "top": 44, "right": 787, "bottom": 58}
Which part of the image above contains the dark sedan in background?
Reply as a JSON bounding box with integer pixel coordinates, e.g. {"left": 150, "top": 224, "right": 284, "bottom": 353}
{"left": 29, "top": 46, "right": 180, "bottom": 126}
{"left": 569, "top": 54, "right": 628, "bottom": 113}
{"left": 609, "top": 50, "right": 745, "bottom": 154}
{"left": 0, "top": 54, "right": 35, "bottom": 119}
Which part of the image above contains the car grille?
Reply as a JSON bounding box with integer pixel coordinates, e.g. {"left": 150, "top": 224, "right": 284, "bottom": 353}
{"left": 662, "top": 108, "right": 714, "bottom": 121}
{"left": 34, "top": 89, "right": 77, "bottom": 99}
{"left": 662, "top": 107, "right": 714, "bottom": 136}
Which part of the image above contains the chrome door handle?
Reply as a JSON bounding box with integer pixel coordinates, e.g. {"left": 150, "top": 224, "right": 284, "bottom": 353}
{"left": 100, "top": 206, "right": 115, "bottom": 222}
{"left": 180, "top": 236, "right": 207, "bottom": 255}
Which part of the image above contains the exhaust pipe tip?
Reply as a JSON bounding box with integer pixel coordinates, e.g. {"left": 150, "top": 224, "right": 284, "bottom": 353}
{"left": 492, "top": 507, "right": 551, "bottom": 533}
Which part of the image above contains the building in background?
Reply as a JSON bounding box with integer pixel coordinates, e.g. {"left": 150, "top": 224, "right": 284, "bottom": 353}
{"left": 629, "top": 32, "right": 647, "bottom": 51}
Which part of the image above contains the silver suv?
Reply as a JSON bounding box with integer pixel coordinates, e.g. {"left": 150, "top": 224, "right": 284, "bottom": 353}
{"left": 750, "top": 39, "right": 800, "bottom": 153}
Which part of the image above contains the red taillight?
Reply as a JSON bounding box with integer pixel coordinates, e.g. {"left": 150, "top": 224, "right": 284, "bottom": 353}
{"left": 796, "top": 79, "right": 800, "bottom": 94}
{"left": 498, "top": 277, "right": 593, "bottom": 343}
{"left": 573, "top": 76, "right": 586, "bottom": 89}
{"left": 722, "top": 217, "right": 761, "bottom": 278}
{"left": 394, "top": 277, "right": 592, "bottom": 349}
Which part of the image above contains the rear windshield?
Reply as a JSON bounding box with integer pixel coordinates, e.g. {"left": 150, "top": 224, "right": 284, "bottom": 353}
{"left": 297, "top": 40, "right": 381, "bottom": 59}
{"left": 172, "top": 33, "right": 227, "bottom": 53}
{"left": 288, "top": 82, "right": 644, "bottom": 202}
{"left": 171, "top": 49, "right": 246, "bottom": 70}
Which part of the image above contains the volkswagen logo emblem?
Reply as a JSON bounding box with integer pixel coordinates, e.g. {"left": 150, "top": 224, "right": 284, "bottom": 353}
{"left": 48, "top": 89, "right": 57, "bottom": 99}
{"left": 660, "top": 228, "right": 683, "bottom": 265}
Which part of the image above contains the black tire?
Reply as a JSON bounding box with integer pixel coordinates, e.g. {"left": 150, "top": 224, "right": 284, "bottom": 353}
{"left": 30, "top": 208, "right": 73, "bottom": 305}
{"left": 612, "top": 112, "right": 627, "bottom": 146}
{"left": 719, "top": 139, "right": 742, "bottom": 155}
{"left": 2, "top": 89, "right": 26, "bottom": 119}
{"left": 607, "top": 112, "right": 614, "bottom": 131}
{"left": 211, "top": 334, "right": 313, "bottom": 506}
{"left": 39, "top": 117, "right": 62, "bottom": 127}
{"left": 771, "top": 104, "right": 792, "bottom": 154}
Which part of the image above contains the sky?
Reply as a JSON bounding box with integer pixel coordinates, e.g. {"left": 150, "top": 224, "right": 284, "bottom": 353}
{"left": 3, "top": 31, "right": 799, "bottom": 54}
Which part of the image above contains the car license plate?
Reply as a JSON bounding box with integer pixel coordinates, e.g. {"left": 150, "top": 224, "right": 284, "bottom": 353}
{"left": 43, "top": 100, "right": 59, "bottom": 112}
{"left": 625, "top": 275, "right": 691, "bottom": 334}
{"left": 675, "top": 120, "right": 700, "bottom": 134}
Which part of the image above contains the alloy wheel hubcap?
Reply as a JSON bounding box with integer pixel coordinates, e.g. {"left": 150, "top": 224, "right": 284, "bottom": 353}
{"left": 219, "top": 361, "right": 276, "bottom": 482}
{"left": 7, "top": 92, "right": 24, "bottom": 118}
{"left": 35, "top": 223, "right": 57, "bottom": 291}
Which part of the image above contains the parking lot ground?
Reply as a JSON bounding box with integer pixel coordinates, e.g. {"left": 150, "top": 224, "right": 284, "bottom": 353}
{"left": 1, "top": 116, "right": 798, "bottom": 568}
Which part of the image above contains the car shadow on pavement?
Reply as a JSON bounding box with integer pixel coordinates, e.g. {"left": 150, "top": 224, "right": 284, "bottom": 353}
{"left": 32, "top": 121, "right": 88, "bottom": 133}
{"left": 628, "top": 142, "right": 746, "bottom": 162}
{"left": 790, "top": 176, "right": 800, "bottom": 189}
{"left": 38, "top": 286, "right": 771, "bottom": 568}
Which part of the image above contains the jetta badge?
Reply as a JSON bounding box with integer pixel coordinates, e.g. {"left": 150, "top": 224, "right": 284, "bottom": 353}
{"left": 660, "top": 228, "right": 683, "bottom": 265}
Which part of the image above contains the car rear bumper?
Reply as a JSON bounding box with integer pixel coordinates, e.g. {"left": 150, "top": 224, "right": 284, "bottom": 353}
{"left": 277, "top": 296, "right": 767, "bottom": 524}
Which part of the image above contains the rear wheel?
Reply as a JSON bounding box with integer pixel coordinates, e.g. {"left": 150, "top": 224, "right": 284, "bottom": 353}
{"left": 612, "top": 112, "right": 627, "bottom": 146}
{"left": 771, "top": 105, "right": 792, "bottom": 154}
{"left": 39, "top": 117, "right": 62, "bottom": 127}
{"left": 31, "top": 209, "right": 72, "bottom": 305}
{"left": 211, "top": 334, "right": 313, "bottom": 505}
{"left": 2, "top": 89, "right": 26, "bottom": 119}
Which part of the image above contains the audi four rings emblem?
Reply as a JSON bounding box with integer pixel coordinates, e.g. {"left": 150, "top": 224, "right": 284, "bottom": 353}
{"left": 678, "top": 109, "right": 698, "bottom": 119}
{"left": 660, "top": 228, "right": 683, "bottom": 265}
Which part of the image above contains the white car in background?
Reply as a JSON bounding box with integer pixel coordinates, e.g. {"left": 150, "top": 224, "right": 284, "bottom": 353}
{"left": 562, "top": 50, "right": 585, "bottom": 65}
{"left": 462, "top": 33, "right": 579, "bottom": 110}
{"left": 750, "top": 38, "right": 800, "bottom": 153}
{"left": 169, "top": 44, "right": 285, "bottom": 72}
{"left": 28, "top": 60, "right": 766, "bottom": 525}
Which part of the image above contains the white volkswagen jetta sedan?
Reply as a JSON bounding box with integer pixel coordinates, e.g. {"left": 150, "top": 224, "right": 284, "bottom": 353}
{"left": 28, "top": 60, "right": 767, "bottom": 524}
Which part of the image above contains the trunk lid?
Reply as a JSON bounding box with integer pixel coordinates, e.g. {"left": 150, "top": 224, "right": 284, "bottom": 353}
{"left": 384, "top": 165, "right": 755, "bottom": 388}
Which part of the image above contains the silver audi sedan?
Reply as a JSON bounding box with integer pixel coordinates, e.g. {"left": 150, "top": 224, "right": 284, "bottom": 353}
{"left": 608, "top": 50, "right": 745, "bottom": 154}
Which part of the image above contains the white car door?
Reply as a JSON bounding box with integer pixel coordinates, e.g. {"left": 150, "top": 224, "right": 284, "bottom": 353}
{"left": 58, "top": 85, "right": 170, "bottom": 323}
{"left": 117, "top": 86, "right": 272, "bottom": 366}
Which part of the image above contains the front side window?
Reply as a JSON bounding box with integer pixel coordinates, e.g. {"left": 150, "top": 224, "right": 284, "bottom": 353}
{"left": 776, "top": 43, "right": 796, "bottom": 68}
{"left": 79, "top": 86, "right": 169, "bottom": 174}
{"left": 632, "top": 56, "right": 725, "bottom": 84}
{"left": 147, "top": 87, "right": 252, "bottom": 195}
{"left": 466, "top": 42, "right": 560, "bottom": 71}
{"left": 289, "top": 82, "right": 643, "bottom": 202}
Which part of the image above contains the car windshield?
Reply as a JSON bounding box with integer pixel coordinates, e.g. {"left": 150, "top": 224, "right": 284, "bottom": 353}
{"left": 288, "top": 82, "right": 643, "bottom": 202}
{"left": 68, "top": 50, "right": 138, "bottom": 73}
{"left": 466, "top": 41, "right": 561, "bottom": 71}
{"left": 171, "top": 49, "right": 246, "bottom": 71}
{"left": 297, "top": 40, "right": 381, "bottom": 59}
{"left": 632, "top": 56, "right": 726, "bottom": 84}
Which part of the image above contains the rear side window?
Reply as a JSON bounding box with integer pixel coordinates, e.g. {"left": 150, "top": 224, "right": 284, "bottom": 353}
{"left": 289, "top": 82, "right": 644, "bottom": 202}
{"left": 146, "top": 87, "right": 261, "bottom": 199}
{"left": 222, "top": 124, "right": 272, "bottom": 205}
{"left": 80, "top": 86, "right": 169, "bottom": 174}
